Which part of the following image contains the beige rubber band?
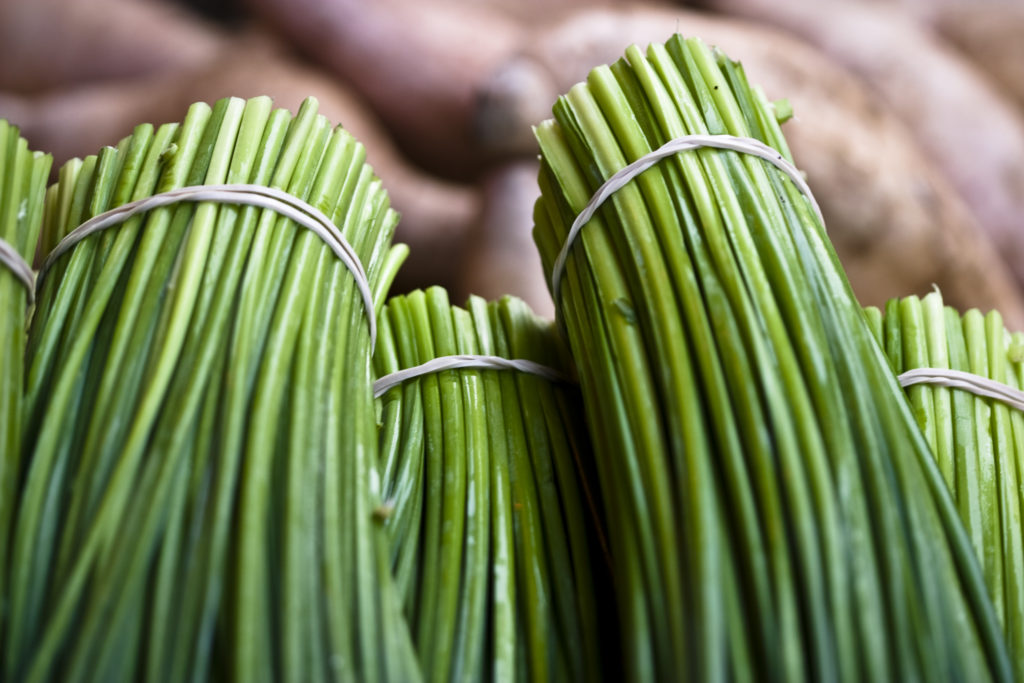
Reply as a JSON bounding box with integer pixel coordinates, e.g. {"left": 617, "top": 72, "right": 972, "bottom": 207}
{"left": 898, "top": 367, "right": 1024, "bottom": 413}
{"left": 551, "top": 134, "right": 822, "bottom": 305}
{"left": 373, "top": 354, "right": 573, "bottom": 398}
{"left": 0, "top": 236, "right": 34, "bottom": 302}
{"left": 36, "top": 183, "right": 377, "bottom": 348}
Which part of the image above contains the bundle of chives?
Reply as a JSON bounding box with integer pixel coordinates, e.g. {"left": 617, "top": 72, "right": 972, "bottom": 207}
{"left": 532, "top": 34, "right": 1010, "bottom": 681}
{"left": 868, "top": 291, "right": 1024, "bottom": 679}
{"left": 0, "top": 120, "right": 51, "bottom": 651}
{"left": 3, "top": 96, "right": 419, "bottom": 682}
{"left": 372, "top": 287, "right": 608, "bottom": 683}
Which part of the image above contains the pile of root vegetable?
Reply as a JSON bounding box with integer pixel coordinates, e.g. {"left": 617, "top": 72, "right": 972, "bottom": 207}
{"left": 3, "top": 2, "right": 1024, "bottom": 682}
{"left": 4, "top": 0, "right": 1024, "bottom": 323}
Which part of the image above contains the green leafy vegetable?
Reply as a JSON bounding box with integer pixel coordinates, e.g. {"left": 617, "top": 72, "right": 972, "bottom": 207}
{"left": 4, "top": 96, "right": 418, "bottom": 683}
{"left": 373, "top": 287, "right": 608, "bottom": 683}
{"left": 872, "top": 290, "right": 1024, "bottom": 679}
{"left": 532, "top": 34, "right": 1010, "bottom": 681}
{"left": 0, "top": 119, "right": 51, "bottom": 655}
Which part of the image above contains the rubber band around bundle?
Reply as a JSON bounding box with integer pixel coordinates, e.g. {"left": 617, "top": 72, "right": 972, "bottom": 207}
{"left": 551, "top": 134, "right": 823, "bottom": 305}
{"left": 0, "top": 236, "right": 34, "bottom": 302}
{"left": 373, "top": 354, "right": 574, "bottom": 398}
{"left": 898, "top": 367, "right": 1024, "bottom": 414}
{"left": 36, "top": 183, "right": 378, "bottom": 348}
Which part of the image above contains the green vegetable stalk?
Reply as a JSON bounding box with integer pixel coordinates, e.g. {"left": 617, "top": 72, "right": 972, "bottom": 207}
{"left": 532, "top": 34, "right": 1010, "bottom": 681}
{"left": 373, "top": 288, "right": 609, "bottom": 683}
{"left": 3, "top": 96, "right": 418, "bottom": 682}
{"left": 871, "top": 290, "right": 1024, "bottom": 679}
{"left": 0, "top": 120, "right": 51, "bottom": 653}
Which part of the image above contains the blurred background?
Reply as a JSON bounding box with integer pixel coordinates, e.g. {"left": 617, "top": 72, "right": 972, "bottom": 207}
{"left": 2, "top": 0, "right": 1023, "bottom": 324}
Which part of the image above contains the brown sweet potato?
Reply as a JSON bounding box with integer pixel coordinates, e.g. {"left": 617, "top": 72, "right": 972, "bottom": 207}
{"left": 0, "top": 30, "right": 481, "bottom": 296}
{"left": 845, "top": 0, "right": 1022, "bottom": 25}
{"left": 461, "top": 160, "right": 554, "bottom": 319}
{"left": 0, "top": 0, "right": 225, "bottom": 92}
{"left": 932, "top": 4, "right": 1024, "bottom": 115}
{"left": 471, "top": 4, "right": 1024, "bottom": 325}
{"left": 241, "top": 0, "right": 528, "bottom": 179}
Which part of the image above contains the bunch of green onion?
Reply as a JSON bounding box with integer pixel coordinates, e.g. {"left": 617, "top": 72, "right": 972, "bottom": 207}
{"left": 532, "top": 34, "right": 1010, "bottom": 681}
{"left": 372, "top": 287, "right": 608, "bottom": 683}
{"left": 3, "top": 96, "right": 418, "bottom": 682}
{"left": 0, "top": 120, "right": 51, "bottom": 653}
{"left": 867, "top": 291, "right": 1024, "bottom": 678}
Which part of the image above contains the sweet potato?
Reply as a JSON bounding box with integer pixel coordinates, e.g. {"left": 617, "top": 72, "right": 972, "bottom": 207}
{"left": 471, "top": 4, "right": 1024, "bottom": 326}
{"left": 932, "top": 4, "right": 1024, "bottom": 115}
{"left": 694, "top": 0, "right": 1024, "bottom": 291}
{"left": 0, "top": 30, "right": 481, "bottom": 295}
{"left": 0, "top": 0, "right": 225, "bottom": 92}
{"left": 241, "top": 0, "right": 528, "bottom": 179}
{"left": 461, "top": 160, "right": 554, "bottom": 319}
{"left": 845, "top": 0, "right": 1022, "bottom": 25}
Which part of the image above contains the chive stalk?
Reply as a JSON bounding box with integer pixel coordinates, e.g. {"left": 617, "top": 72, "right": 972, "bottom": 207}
{"left": 0, "top": 120, "right": 51, "bottom": 655}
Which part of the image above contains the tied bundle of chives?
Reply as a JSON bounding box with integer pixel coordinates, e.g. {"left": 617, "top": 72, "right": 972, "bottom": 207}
{"left": 372, "top": 287, "right": 608, "bottom": 683}
{"left": 3, "top": 95, "right": 419, "bottom": 682}
{"left": 532, "top": 34, "right": 1010, "bottom": 681}
{"left": 0, "top": 120, "right": 51, "bottom": 649}
{"left": 867, "top": 291, "right": 1024, "bottom": 678}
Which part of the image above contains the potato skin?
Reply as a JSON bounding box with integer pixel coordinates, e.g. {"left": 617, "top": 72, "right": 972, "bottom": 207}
{"left": 0, "top": 0, "right": 225, "bottom": 92}
{"left": 933, "top": 4, "right": 1024, "bottom": 115}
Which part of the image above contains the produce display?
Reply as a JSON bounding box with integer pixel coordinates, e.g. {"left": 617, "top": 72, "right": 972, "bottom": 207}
{"left": 5, "top": 0, "right": 1024, "bottom": 324}
{"left": 1, "top": 12, "right": 1024, "bottom": 683}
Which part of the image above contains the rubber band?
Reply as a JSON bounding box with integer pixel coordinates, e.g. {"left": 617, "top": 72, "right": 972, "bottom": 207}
{"left": 551, "top": 134, "right": 822, "bottom": 305}
{"left": 898, "top": 367, "right": 1024, "bottom": 414}
{"left": 36, "top": 183, "right": 377, "bottom": 348}
{"left": 373, "top": 354, "right": 573, "bottom": 399}
{"left": 0, "top": 236, "right": 34, "bottom": 302}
